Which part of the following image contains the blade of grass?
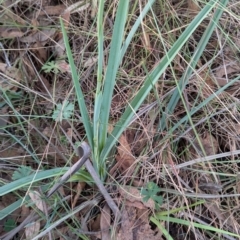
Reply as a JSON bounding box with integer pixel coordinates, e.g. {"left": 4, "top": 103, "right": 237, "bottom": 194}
{"left": 0, "top": 197, "right": 30, "bottom": 220}
{"left": 0, "top": 168, "right": 91, "bottom": 196}
{"left": 156, "top": 200, "right": 205, "bottom": 217}
{"left": 160, "top": 0, "right": 229, "bottom": 130}
{"left": 98, "top": 0, "right": 129, "bottom": 149}
{"left": 120, "top": 0, "right": 155, "bottom": 60}
{"left": 60, "top": 18, "right": 93, "bottom": 149}
{"left": 150, "top": 217, "right": 174, "bottom": 240}
{"left": 93, "top": 0, "right": 104, "bottom": 171}
{"left": 151, "top": 216, "right": 240, "bottom": 238}
{"left": 100, "top": 0, "right": 219, "bottom": 162}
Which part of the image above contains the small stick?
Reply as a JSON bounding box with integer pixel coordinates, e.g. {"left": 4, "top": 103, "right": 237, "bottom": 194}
{"left": 46, "top": 142, "right": 91, "bottom": 198}
{"left": 84, "top": 159, "right": 120, "bottom": 219}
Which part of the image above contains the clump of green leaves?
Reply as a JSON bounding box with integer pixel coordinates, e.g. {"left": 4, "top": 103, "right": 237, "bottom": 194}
{"left": 42, "top": 61, "right": 60, "bottom": 73}
{"left": 141, "top": 182, "right": 163, "bottom": 210}
{"left": 52, "top": 100, "right": 74, "bottom": 122}
{"left": 12, "top": 166, "right": 33, "bottom": 181}
{"left": 4, "top": 219, "right": 16, "bottom": 232}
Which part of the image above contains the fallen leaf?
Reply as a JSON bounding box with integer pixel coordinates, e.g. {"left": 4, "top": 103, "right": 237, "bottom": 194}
{"left": 189, "top": 131, "right": 219, "bottom": 157}
{"left": 117, "top": 206, "right": 135, "bottom": 240}
{"left": 117, "top": 134, "right": 135, "bottom": 173}
{"left": 83, "top": 56, "right": 98, "bottom": 68}
{"left": 54, "top": 38, "right": 65, "bottom": 58}
{"left": 213, "top": 60, "right": 239, "bottom": 86}
{"left": 38, "top": 5, "right": 66, "bottom": 16}
{"left": 117, "top": 206, "right": 162, "bottom": 240}
{"left": 61, "top": 10, "right": 71, "bottom": 29}
{"left": 188, "top": 0, "right": 200, "bottom": 12}
{"left": 56, "top": 60, "right": 71, "bottom": 73}
{"left": 19, "top": 205, "right": 30, "bottom": 223}
{"left": 25, "top": 220, "right": 40, "bottom": 240}
{"left": 0, "top": 63, "right": 22, "bottom": 91}
{"left": 29, "top": 191, "right": 44, "bottom": 212}
{"left": 119, "top": 186, "right": 155, "bottom": 209}
{"left": 20, "top": 28, "right": 56, "bottom": 43}
{"left": 124, "top": 200, "right": 146, "bottom": 209}
{"left": 91, "top": 214, "right": 101, "bottom": 232}
{"left": 100, "top": 204, "right": 111, "bottom": 240}
{"left": 32, "top": 42, "right": 48, "bottom": 63}
{"left": 43, "top": 127, "right": 53, "bottom": 138}
{"left": 0, "top": 27, "right": 25, "bottom": 38}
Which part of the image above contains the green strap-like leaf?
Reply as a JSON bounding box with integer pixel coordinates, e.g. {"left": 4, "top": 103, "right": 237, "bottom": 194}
{"left": 101, "top": 0, "right": 220, "bottom": 161}
{"left": 60, "top": 18, "right": 93, "bottom": 149}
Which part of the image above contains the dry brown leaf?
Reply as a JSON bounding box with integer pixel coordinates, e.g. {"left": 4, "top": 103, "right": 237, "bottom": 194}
{"left": 32, "top": 42, "right": 48, "bottom": 63}
{"left": 91, "top": 213, "right": 101, "bottom": 231}
{"left": 187, "top": 0, "right": 200, "bottom": 12}
{"left": 190, "top": 131, "right": 218, "bottom": 157}
{"left": 19, "top": 205, "right": 30, "bottom": 223}
{"left": 117, "top": 206, "right": 135, "bottom": 240}
{"left": 20, "top": 29, "right": 56, "bottom": 43}
{"left": 38, "top": 5, "right": 66, "bottom": 16}
{"left": 0, "top": 27, "right": 25, "bottom": 38}
{"left": 83, "top": 56, "right": 98, "bottom": 68}
{"left": 56, "top": 60, "right": 71, "bottom": 73}
{"left": 43, "top": 127, "right": 53, "bottom": 138}
{"left": 124, "top": 200, "right": 146, "bottom": 209}
{"left": 25, "top": 219, "right": 40, "bottom": 240}
{"left": 54, "top": 38, "right": 65, "bottom": 58}
{"left": 117, "top": 134, "right": 135, "bottom": 173}
{"left": 199, "top": 132, "right": 218, "bottom": 156}
{"left": 119, "top": 186, "right": 155, "bottom": 209}
{"left": 29, "top": 191, "right": 44, "bottom": 212}
{"left": 117, "top": 206, "right": 162, "bottom": 240}
{"left": 61, "top": 10, "right": 71, "bottom": 29}
{"left": 0, "top": 8, "right": 26, "bottom": 25}
{"left": 100, "top": 204, "right": 111, "bottom": 240}
{"left": 0, "top": 63, "right": 22, "bottom": 90}
{"left": 214, "top": 61, "right": 239, "bottom": 86}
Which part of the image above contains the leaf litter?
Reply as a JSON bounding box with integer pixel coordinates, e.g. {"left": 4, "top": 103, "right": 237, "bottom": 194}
{"left": 1, "top": 0, "right": 240, "bottom": 239}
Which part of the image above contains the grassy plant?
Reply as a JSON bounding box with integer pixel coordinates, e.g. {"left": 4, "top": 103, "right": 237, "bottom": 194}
{"left": 62, "top": 0, "right": 226, "bottom": 179}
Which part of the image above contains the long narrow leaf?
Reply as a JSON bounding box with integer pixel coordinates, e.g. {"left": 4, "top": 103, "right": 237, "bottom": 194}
{"left": 60, "top": 18, "right": 93, "bottom": 149}
{"left": 160, "top": 0, "right": 229, "bottom": 130}
{"left": 99, "top": 0, "right": 129, "bottom": 148}
{"left": 151, "top": 216, "right": 240, "bottom": 238}
{"left": 0, "top": 168, "right": 91, "bottom": 196}
{"left": 93, "top": 0, "right": 104, "bottom": 170}
{"left": 120, "top": 0, "right": 155, "bottom": 60}
{"left": 101, "top": 0, "right": 219, "bottom": 161}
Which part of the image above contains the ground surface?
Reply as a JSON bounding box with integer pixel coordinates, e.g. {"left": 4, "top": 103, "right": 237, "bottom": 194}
{"left": 0, "top": 0, "right": 240, "bottom": 239}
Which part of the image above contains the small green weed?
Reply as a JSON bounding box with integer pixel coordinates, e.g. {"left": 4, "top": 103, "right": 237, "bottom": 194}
{"left": 52, "top": 100, "right": 74, "bottom": 123}
{"left": 4, "top": 219, "right": 16, "bottom": 232}
{"left": 141, "top": 182, "right": 163, "bottom": 210}
{"left": 41, "top": 61, "right": 60, "bottom": 73}
{"left": 12, "top": 166, "right": 33, "bottom": 181}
